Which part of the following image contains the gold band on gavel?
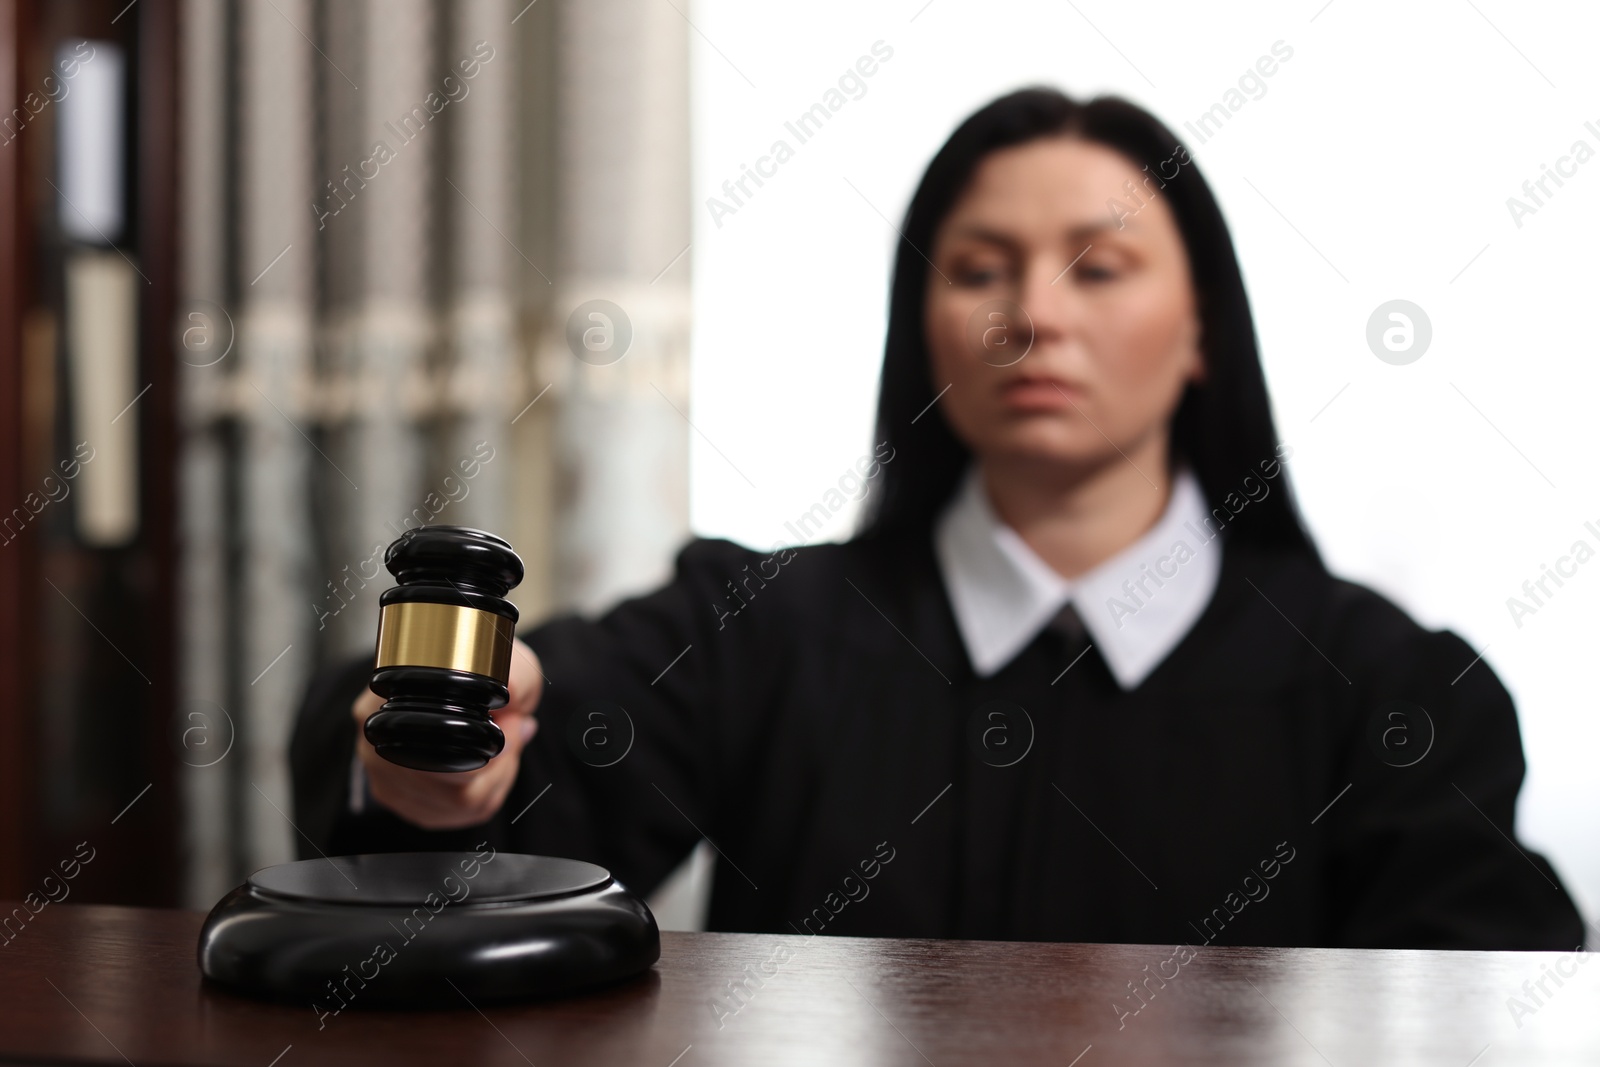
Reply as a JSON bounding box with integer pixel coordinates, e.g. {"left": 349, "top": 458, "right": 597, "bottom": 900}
{"left": 374, "top": 602, "right": 516, "bottom": 682}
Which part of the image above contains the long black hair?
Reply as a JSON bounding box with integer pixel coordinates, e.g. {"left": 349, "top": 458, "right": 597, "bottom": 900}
{"left": 855, "top": 87, "right": 1318, "bottom": 560}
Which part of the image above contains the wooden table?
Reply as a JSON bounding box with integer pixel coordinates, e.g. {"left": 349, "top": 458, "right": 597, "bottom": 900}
{"left": 2, "top": 902, "right": 1597, "bottom": 1065}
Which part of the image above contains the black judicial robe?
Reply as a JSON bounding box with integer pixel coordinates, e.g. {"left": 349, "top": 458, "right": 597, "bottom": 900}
{"left": 291, "top": 530, "right": 1586, "bottom": 951}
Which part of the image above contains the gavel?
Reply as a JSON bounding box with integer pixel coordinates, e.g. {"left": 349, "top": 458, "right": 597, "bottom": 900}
{"left": 197, "top": 524, "right": 662, "bottom": 1007}
{"left": 363, "top": 525, "right": 524, "bottom": 773}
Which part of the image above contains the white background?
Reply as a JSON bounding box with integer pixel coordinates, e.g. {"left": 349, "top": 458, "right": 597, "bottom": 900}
{"left": 686, "top": 0, "right": 1600, "bottom": 927}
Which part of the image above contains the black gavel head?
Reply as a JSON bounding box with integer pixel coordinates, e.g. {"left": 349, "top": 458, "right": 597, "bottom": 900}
{"left": 364, "top": 526, "right": 525, "bottom": 773}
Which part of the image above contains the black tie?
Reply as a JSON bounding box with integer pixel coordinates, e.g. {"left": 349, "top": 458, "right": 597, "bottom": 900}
{"left": 1046, "top": 600, "right": 1090, "bottom": 665}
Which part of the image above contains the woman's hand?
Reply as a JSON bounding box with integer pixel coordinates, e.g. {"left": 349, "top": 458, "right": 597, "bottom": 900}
{"left": 350, "top": 637, "right": 545, "bottom": 829}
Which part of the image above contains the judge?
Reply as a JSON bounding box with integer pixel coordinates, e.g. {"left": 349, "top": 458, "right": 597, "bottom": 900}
{"left": 293, "top": 88, "right": 1585, "bottom": 950}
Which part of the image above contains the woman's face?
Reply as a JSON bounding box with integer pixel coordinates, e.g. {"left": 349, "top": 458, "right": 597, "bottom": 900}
{"left": 924, "top": 136, "right": 1203, "bottom": 478}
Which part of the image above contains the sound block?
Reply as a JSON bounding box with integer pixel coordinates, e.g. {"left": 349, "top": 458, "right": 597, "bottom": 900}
{"left": 197, "top": 852, "right": 660, "bottom": 1009}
